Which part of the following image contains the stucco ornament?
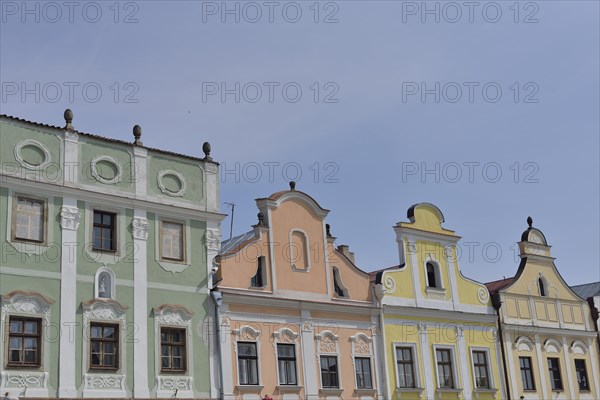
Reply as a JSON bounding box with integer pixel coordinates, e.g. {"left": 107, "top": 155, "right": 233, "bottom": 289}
{"left": 205, "top": 229, "right": 221, "bottom": 252}
{"left": 91, "top": 155, "right": 123, "bottom": 184}
{"left": 14, "top": 139, "right": 52, "bottom": 170}
{"left": 352, "top": 335, "right": 372, "bottom": 355}
{"left": 158, "top": 376, "right": 192, "bottom": 391}
{"left": 131, "top": 216, "right": 149, "bottom": 240}
{"left": 2, "top": 372, "right": 47, "bottom": 388}
{"left": 157, "top": 169, "right": 187, "bottom": 197}
{"left": 316, "top": 331, "right": 339, "bottom": 353}
{"left": 82, "top": 299, "right": 128, "bottom": 328}
{"left": 477, "top": 287, "right": 490, "bottom": 304}
{"left": 1, "top": 291, "right": 53, "bottom": 326}
{"left": 273, "top": 327, "right": 299, "bottom": 343}
{"left": 60, "top": 205, "right": 81, "bottom": 231}
{"left": 383, "top": 275, "right": 396, "bottom": 294}
{"left": 84, "top": 374, "right": 125, "bottom": 390}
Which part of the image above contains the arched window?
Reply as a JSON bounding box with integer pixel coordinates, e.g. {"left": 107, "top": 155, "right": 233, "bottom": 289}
{"left": 251, "top": 256, "right": 266, "bottom": 288}
{"left": 426, "top": 262, "right": 439, "bottom": 288}
{"left": 538, "top": 278, "right": 546, "bottom": 297}
{"left": 95, "top": 268, "right": 115, "bottom": 299}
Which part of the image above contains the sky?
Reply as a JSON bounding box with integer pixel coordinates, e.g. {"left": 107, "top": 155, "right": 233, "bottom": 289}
{"left": 1, "top": 0, "right": 598, "bottom": 286}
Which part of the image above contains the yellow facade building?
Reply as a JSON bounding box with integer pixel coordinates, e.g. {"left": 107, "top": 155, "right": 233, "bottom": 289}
{"left": 486, "top": 218, "right": 600, "bottom": 400}
{"left": 373, "top": 203, "right": 505, "bottom": 400}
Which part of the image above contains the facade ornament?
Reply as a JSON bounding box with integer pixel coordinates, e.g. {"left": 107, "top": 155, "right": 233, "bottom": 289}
{"left": 205, "top": 229, "right": 221, "bottom": 252}
{"left": 131, "top": 217, "right": 149, "bottom": 240}
{"left": 60, "top": 206, "right": 81, "bottom": 231}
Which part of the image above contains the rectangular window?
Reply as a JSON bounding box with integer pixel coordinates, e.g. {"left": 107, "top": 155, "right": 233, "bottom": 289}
{"left": 472, "top": 351, "right": 490, "bottom": 389}
{"left": 396, "top": 347, "right": 416, "bottom": 388}
{"left": 436, "top": 348, "right": 455, "bottom": 389}
{"left": 547, "top": 358, "right": 563, "bottom": 391}
{"left": 90, "top": 322, "right": 119, "bottom": 369}
{"left": 93, "top": 211, "right": 116, "bottom": 251}
{"left": 355, "top": 357, "right": 373, "bottom": 389}
{"left": 14, "top": 197, "right": 44, "bottom": 242}
{"left": 161, "top": 327, "right": 186, "bottom": 372}
{"left": 277, "top": 344, "right": 297, "bottom": 385}
{"left": 320, "top": 356, "right": 339, "bottom": 388}
{"left": 251, "top": 257, "right": 265, "bottom": 288}
{"left": 237, "top": 342, "right": 259, "bottom": 385}
{"left": 161, "top": 221, "right": 184, "bottom": 261}
{"left": 7, "top": 317, "right": 41, "bottom": 367}
{"left": 519, "top": 357, "right": 536, "bottom": 391}
{"left": 574, "top": 359, "right": 589, "bottom": 391}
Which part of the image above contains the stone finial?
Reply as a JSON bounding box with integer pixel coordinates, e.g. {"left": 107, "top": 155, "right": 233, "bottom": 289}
{"left": 527, "top": 216, "right": 533, "bottom": 228}
{"left": 133, "top": 125, "right": 143, "bottom": 146}
{"left": 326, "top": 223, "right": 332, "bottom": 237}
{"left": 257, "top": 212, "right": 265, "bottom": 226}
{"left": 203, "top": 142, "right": 212, "bottom": 161}
{"left": 64, "top": 109, "right": 74, "bottom": 130}
{"left": 289, "top": 181, "right": 296, "bottom": 190}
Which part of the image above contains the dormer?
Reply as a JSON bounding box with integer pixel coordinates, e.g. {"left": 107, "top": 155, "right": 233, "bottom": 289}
{"left": 518, "top": 216, "right": 553, "bottom": 260}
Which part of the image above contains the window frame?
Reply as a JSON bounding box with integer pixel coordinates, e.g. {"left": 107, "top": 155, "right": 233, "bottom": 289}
{"left": 92, "top": 210, "right": 117, "bottom": 252}
{"left": 394, "top": 344, "right": 418, "bottom": 389}
{"left": 547, "top": 357, "right": 563, "bottom": 391}
{"left": 159, "top": 220, "right": 186, "bottom": 262}
{"left": 354, "top": 356, "right": 373, "bottom": 389}
{"left": 332, "top": 266, "right": 349, "bottom": 298}
{"left": 574, "top": 359, "right": 589, "bottom": 391}
{"left": 320, "top": 355, "right": 340, "bottom": 389}
{"left": 160, "top": 327, "right": 187, "bottom": 373}
{"left": 519, "top": 356, "right": 536, "bottom": 391}
{"left": 237, "top": 341, "right": 260, "bottom": 386}
{"left": 470, "top": 348, "right": 492, "bottom": 389}
{"left": 12, "top": 195, "right": 47, "bottom": 244}
{"left": 538, "top": 277, "right": 547, "bottom": 297}
{"left": 89, "top": 321, "right": 120, "bottom": 371}
{"left": 276, "top": 343, "right": 298, "bottom": 386}
{"left": 250, "top": 256, "right": 267, "bottom": 288}
{"left": 6, "top": 316, "right": 42, "bottom": 368}
{"left": 434, "top": 346, "right": 457, "bottom": 389}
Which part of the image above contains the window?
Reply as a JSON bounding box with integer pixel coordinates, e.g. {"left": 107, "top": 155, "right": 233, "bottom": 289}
{"left": 161, "top": 328, "right": 186, "bottom": 372}
{"left": 396, "top": 347, "right": 416, "bottom": 388}
{"left": 251, "top": 256, "right": 265, "bottom": 288}
{"left": 90, "top": 322, "right": 119, "bottom": 369}
{"left": 290, "top": 230, "right": 309, "bottom": 270}
{"left": 436, "top": 348, "right": 455, "bottom": 388}
{"left": 426, "top": 262, "right": 439, "bottom": 288}
{"left": 574, "top": 359, "right": 589, "bottom": 391}
{"left": 547, "top": 358, "right": 563, "bottom": 391}
{"left": 237, "top": 342, "right": 259, "bottom": 385}
{"left": 538, "top": 278, "right": 546, "bottom": 297}
{"left": 472, "top": 351, "right": 490, "bottom": 389}
{"left": 277, "top": 344, "right": 297, "bottom": 385}
{"left": 161, "top": 221, "right": 184, "bottom": 261}
{"left": 320, "top": 356, "right": 339, "bottom": 388}
{"left": 93, "top": 211, "right": 116, "bottom": 251}
{"left": 355, "top": 357, "right": 373, "bottom": 389}
{"left": 14, "top": 197, "right": 44, "bottom": 242}
{"left": 7, "top": 317, "right": 41, "bottom": 367}
{"left": 333, "top": 267, "right": 348, "bottom": 297}
{"left": 519, "top": 357, "right": 536, "bottom": 391}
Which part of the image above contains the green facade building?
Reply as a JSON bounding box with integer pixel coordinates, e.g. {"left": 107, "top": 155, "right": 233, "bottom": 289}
{"left": 0, "top": 110, "right": 224, "bottom": 399}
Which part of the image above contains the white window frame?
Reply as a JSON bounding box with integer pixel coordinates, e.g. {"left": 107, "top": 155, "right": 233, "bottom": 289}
{"left": 154, "top": 215, "right": 192, "bottom": 273}
{"left": 273, "top": 328, "right": 300, "bottom": 388}
{"left": 84, "top": 203, "right": 126, "bottom": 265}
{"left": 350, "top": 333, "right": 375, "bottom": 392}
{"left": 332, "top": 266, "right": 349, "bottom": 298}
{"left": 233, "top": 325, "right": 262, "bottom": 388}
{"left": 12, "top": 194, "right": 47, "bottom": 244}
{"left": 470, "top": 347, "right": 495, "bottom": 390}
{"left": 159, "top": 219, "right": 186, "bottom": 262}
{"left": 393, "top": 342, "right": 422, "bottom": 390}
{"left": 433, "top": 344, "right": 460, "bottom": 390}
{"left": 6, "top": 190, "right": 54, "bottom": 257}
{"left": 315, "top": 330, "right": 342, "bottom": 392}
{"left": 250, "top": 255, "right": 268, "bottom": 289}
{"left": 425, "top": 259, "right": 443, "bottom": 289}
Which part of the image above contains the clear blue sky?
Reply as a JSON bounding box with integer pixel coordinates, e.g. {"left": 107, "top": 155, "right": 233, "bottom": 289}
{"left": 1, "top": 0, "right": 598, "bottom": 285}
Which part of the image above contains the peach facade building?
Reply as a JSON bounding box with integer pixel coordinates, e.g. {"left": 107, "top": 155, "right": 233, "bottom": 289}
{"left": 212, "top": 183, "right": 383, "bottom": 400}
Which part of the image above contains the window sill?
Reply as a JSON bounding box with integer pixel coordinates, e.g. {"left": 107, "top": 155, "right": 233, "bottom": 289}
{"left": 397, "top": 387, "right": 424, "bottom": 392}
{"left": 236, "top": 385, "right": 264, "bottom": 392}
{"left": 426, "top": 287, "right": 446, "bottom": 300}
{"left": 355, "top": 388, "right": 377, "bottom": 394}
{"left": 320, "top": 388, "right": 343, "bottom": 396}
{"left": 160, "top": 369, "right": 188, "bottom": 375}
{"left": 276, "top": 385, "right": 303, "bottom": 392}
{"left": 474, "top": 388, "right": 498, "bottom": 392}
{"left": 436, "top": 388, "right": 463, "bottom": 399}
{"left": 5, "top": 364, "right": 42, "bottom": 370}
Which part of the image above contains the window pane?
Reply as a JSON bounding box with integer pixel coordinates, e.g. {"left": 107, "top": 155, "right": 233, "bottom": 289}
{"left": 24, "top": 350, "right": 37, "bottom": 363}
{"left": 278, "top": 344, "right": 295, "bottom": 358}
{"left": 24, "top": 321, "right": 38, "bottom": 334}
{"left": 238, "top": 342, "right": 256, "bottom": 356}
{"left": 10, "top": 320, "right": 22, "bottom": 334}
{"left": 104, "top": 326, "right": 115, "bottom": 339}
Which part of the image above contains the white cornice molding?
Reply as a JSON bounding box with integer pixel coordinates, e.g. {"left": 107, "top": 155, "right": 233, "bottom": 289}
{"left": 1, "top": 175, "right": 227, "bottom": 222}
{"left": 383, "top": 305, "right": 497, "bottom": 323}
{"left": 502, "top": 323, "right": 598, "bottom": 338}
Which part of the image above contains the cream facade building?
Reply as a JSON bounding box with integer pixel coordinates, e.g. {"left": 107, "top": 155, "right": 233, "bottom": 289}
{"left": 487, "top": 218, "right": 600, "bottom": 400}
